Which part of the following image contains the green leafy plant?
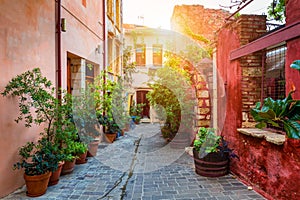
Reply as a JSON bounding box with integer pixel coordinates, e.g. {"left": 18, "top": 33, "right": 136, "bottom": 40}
{"left": 267, "top": 0, "right": 285, "bottom": 22}
{"left": 1, "top": 68, "right": 78, "bottom": 175}
{"left": 250, "top": 90, "right": 300, "bottom": 139}
{"left": 73, "top": 142, "right": 88, "bottom": 155}
{"left": 93, "top": 72, "right": 120, "bottom": 133}
{"left": 130, "top": 101, "right": 145, "bottom": 117}
{"left": 72, "top": 86, "right": 100, "bottom": 144}
{"left": 193, "top": 127, "right": 220, "bottom": 153}
{"left": 193, "top": 127, "right": 239, "bottom": 159}
{"left": 14, "top": 138, "right": 64, "bottom": 175}
{"left": 111, "top": 78, "right": 131, "bottom": 130}
{"left": 291, "top": 60, "right": 300, "bottom": 71}
{"left": 147, "top": 64, "right": 193, "bottom": 139}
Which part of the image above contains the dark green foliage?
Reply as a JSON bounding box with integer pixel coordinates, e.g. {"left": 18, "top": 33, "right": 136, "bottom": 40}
{"left": 72, "top": 86, "right": 100, "bottom": 144}
{"left": 130, "top": 101, "right": 146, "bottom": 124}
{"left": 290, "top": 60, "right": 300, "bottom": 72}
{"left": 147, "top": 83, "right": 181, "bottom": 139}
{"left": 250, "top": 90, "right": 300, "bottom": 139}
{"left": 147, "top": 63, "right": 194, "bottom": 139}
{"left": 1, "top": 68, "right": 79, "bottom": 175}
{"left": 14, "top": 138, "right": 64, "bottom": 175}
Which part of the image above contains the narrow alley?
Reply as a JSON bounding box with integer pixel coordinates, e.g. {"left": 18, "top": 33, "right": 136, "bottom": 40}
{"left": 4, "top": 123, "right": 265, "bottom": 200}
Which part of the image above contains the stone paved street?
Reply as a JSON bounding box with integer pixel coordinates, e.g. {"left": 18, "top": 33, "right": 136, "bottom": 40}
{"left": 3, "top": 123, "right": 266, "bottom": 200}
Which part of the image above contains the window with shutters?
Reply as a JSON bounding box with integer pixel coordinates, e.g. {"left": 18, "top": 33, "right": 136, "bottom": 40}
{"left": 135, "top": 44, "right": 146, "bottom": 66}
{"left": 153, "top": 44, "right": 162, "bottom": 66}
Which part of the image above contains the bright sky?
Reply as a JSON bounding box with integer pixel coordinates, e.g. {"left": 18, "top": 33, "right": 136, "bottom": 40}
{"left": 123, "top": 0, "right": 273, "bottom": 29}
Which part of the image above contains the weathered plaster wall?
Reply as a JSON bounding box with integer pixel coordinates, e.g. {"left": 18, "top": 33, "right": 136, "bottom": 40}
{"left": 216, "top": 24, "right": 242, "bottom": 150}
{"left": 0, "top": 1, "right": 56, "bottom": 197}
{"left": 237, "top": 135, "right": 300, "bottom": 200}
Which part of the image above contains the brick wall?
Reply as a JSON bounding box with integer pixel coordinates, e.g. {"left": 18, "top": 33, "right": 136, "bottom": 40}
{"left": 237, "top": 15, "right": 266, "bottom": 126}
{"left": 171, "top": 5, "right": 229, "bottom": 46}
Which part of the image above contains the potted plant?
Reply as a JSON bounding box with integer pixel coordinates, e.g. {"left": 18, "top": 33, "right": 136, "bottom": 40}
{"left": 1, "top": 68, "right": 78, "bottom": 192}
{"left": 75, "top": 142, "right": 88, "bottom": 164}
{"left": 105, "top": 116, "right": 121, "bottom": 142}
{"left": 130, "top": 102, "right": 146, "bottom": 124}
{"left": 72, "top": 87, "right": 101, "bottom": 156}
{"left": 12, "top": 137, "right": 63, "bottom": 196}
{"left": 250, "top": 89, "right": 300, "bottom": 139}
{"left": 193, "top": 127, "right": 238, "bottom": 177}
{"left": 60, "top": 141, "right": 77, "bottom": 175}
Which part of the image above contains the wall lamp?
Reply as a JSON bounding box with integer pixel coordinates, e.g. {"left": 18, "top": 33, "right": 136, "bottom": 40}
{"left": 61, "top": 18, "right": 66, "bottom": 32}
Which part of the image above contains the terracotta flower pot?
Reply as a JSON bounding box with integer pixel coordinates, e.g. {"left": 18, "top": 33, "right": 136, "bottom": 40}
{"left": 76, "top": 151, "right": 88, "bottom": 164}
{"left": 48, "top": 161, "right": 64, "bottom": 186}
{"left": 61, "top": 159, "right": 76, "bottom": 175}
{"left": 87, "top": 139, "right": 100, "bottom": 157}
{"left": 105, "top": 133, "right": 117, "bottom": 143}
{"left": 24, "top": 171, "right": 52, "bottom": 197}
{"left": 124, "top": 123, "right": 130, "bottom": 132}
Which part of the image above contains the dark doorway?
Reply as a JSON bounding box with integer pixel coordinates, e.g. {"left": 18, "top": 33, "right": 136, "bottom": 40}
{"left": 136, "top": 90, "right": 150, "bottom": 118}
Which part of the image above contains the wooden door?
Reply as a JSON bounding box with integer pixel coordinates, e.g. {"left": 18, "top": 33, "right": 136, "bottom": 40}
{"left": 136, "top": 91, "right": 150, "bottom": 118}
{"left": 67, "top": 58, "right": 72, "bottom": 94}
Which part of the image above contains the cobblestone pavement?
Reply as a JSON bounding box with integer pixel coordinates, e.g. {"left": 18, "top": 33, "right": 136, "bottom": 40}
{"left": 4, "top": 123, "right": 266, "bottom": 200}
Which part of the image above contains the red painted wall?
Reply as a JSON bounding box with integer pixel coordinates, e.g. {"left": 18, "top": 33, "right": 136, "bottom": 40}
{"left": 217, "top": 3, "right": 300, "bottom": 199}
{"left": 285, "top": 0, "right": 300, "bottom": 99}
{"left": 216, "top": 27, "right": 242, "bottom": 149}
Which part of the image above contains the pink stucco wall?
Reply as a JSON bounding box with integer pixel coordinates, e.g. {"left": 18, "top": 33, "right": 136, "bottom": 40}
{"left": 0, "top": 1, "right": 104, "bottom": 198}
{"left": 0, "top": 1, "right": 56, "bottom": 197}
{"left": 61, "top": 0, "right": 104, "bottom": 89}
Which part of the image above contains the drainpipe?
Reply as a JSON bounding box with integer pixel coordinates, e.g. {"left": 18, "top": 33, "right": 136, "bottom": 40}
{"left": 102, "top": 0, "right": 106, "bottom": 71}
{"left": 57, "top": 0, "right": 62, "bottom": 99}
{"left": 102, "top": 0, "right": 107, "bottom": 128}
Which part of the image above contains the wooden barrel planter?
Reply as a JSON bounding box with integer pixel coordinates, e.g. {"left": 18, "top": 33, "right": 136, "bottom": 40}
{"left": 193, "top": 149, "right": 229, "bottom": 177}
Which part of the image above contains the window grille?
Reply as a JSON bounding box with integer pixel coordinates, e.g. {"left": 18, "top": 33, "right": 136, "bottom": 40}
{"left": 263, "top": 45, "right": 286, "bottom": 100}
